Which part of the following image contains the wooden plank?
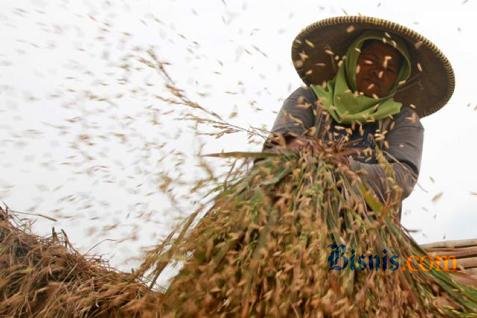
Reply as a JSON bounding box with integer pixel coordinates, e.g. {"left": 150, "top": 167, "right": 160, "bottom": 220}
{"left": 456, "top": 257, "right": 477, "bottom": 269}
{"left": 421, "top": 238, "right": 477, "bottom": 288}
{"left": 425, "top": 246, "right": 477, "bottom": 259}
{"left": 420, "top": 238, "right": 477, "bottom": 249}
{"left": 449, "top": 271, "right": 477, "bottom": 288}
{"left": 462, "top": 268, "right": 477, "bottom": 275}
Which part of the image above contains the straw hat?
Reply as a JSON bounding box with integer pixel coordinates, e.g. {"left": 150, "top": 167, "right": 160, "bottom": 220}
{"left": 291, "top": 16, "right": 454, "bottom": 118}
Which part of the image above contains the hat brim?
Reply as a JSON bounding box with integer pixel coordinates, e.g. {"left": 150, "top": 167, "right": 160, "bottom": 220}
{"left": 291, "top": 16, "right": 455, "bottom": 118}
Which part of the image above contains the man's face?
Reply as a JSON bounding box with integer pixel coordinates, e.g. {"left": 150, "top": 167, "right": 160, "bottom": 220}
{"left": 355, "top": 40, "right": 403, "bottom": 98}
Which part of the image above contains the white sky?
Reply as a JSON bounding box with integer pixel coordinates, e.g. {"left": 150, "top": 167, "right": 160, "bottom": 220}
{"left": 1, "top": 0, "right": 477, "bottom": 272}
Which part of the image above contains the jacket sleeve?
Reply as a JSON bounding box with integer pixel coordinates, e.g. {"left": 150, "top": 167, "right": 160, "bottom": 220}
{"left": 262, "top": 86, "right": 316, "bottom": 151}
{"left": 349, "top": 106, "right": 424, "bottom": 201}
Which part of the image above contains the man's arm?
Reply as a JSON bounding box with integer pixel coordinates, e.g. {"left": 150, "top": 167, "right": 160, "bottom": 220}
{"left": 263, "top": 86, "right": 316, "bottom": 151}
{"left": 348, "top": 106, "right": 424, "bottom": 201}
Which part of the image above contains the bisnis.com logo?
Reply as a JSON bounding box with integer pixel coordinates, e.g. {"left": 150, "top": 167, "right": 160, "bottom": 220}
{"left": 328, "top": 243, "right": 457, "bottom": 272}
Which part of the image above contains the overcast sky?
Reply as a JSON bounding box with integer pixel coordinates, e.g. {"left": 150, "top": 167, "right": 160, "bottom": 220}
{"left": 1, "top": 0, "right": 477, "bottom": 272}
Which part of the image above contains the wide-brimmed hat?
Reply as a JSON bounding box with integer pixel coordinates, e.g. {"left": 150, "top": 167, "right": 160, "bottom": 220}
{"left": 291, "top": 16, "right": 454, "bottom": 118}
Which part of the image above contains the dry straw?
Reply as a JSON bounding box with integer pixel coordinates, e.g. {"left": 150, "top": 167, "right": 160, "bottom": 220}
{"left": 0, "top": 208, "right": 163, "bottom": 317}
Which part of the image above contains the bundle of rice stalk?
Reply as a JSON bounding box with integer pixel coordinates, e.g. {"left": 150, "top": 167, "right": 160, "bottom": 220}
{"left": 0, "top": 209, "right": 163, "bottom": 318}
{"left": 136, "top": 141, "right": 477, "bottom": 317}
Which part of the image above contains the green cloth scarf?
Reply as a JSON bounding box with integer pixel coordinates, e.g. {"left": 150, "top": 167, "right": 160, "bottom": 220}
{"left": 310, "top": 30, "right": 412, "bottom": 124}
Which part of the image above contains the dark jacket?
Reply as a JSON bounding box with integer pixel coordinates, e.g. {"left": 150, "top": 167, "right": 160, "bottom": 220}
{"left": 263, "top": 86, "right": 424, "bottom": 220}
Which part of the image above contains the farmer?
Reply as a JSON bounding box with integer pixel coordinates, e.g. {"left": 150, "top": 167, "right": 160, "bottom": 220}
{"left": 263, "top": 16, "right": 454, "bottom": 220}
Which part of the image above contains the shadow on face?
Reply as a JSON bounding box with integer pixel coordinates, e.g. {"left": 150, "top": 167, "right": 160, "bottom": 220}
{"left": 355, "top": 40, "right": 403, "bottom": 98}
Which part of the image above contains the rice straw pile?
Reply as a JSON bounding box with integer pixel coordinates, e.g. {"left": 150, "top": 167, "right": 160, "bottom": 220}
{"left": 3, "top": 139, "right": 477, "bottom": 317}
{"left": 0, "top": 208, "right": 163, "bottom": 317}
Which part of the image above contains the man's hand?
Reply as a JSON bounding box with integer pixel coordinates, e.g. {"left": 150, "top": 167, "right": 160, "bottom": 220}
{"left": 286, "top": 136, "right": 310, "bottom": 151}
{"left": 285, "top": 136, "right": 322, "bottom": 155}
{"left": 286, "top": 137, "right": 357, "bottom": 166}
